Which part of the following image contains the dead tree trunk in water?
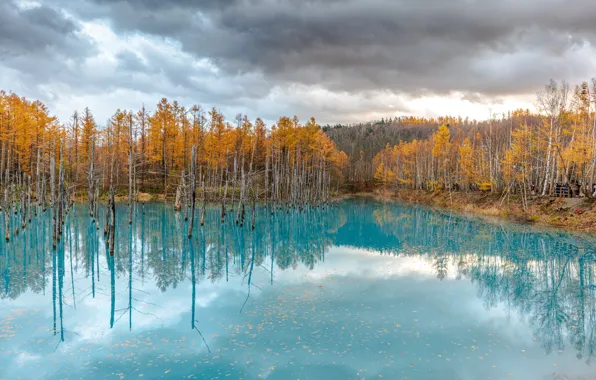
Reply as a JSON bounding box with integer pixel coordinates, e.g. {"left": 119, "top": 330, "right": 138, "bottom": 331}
{"left": 106, "top": 118, "right": 116, "bottom": 239}
{"left": 35, "top": 145, "right": 41, "bottom": 216}
{"left": 50, "top": 143, "right": 56, "bottom": 249}
{"left": 236, "top": 157, "right": 245, "bottom": 225}
{"left": 200, "top": 180, "right": 206, "bottom": 227}
{"left": 39, "top": 141, "right": 46, "bottom": 213}
{"left": 128, "top": 114, "right": 134, "bottom": 225}
{"left": 175, "top": 174, "right": 183, "bottom": 212}
{"left": 57, "top": 150, "right": 65, "bottom": 240}
{"left": 104, "top": 194, "right": 111, "bottom": 237}
{"left": 88, "top": 139, "right": 95, "bottom": 219}
{"left": 109, "top": 187, "right": 116, "bottom": 255}
{"left": 265, "top": 152, "right": 269, "bottom": 214}
{"left": 27, "top": 175, "right": 31, "bottom": 223}
{"left": 4, "top": 187, "right": 9, "bottom": 242}
{"left": 41, "top": 173, "right": 46, "bottom": 212}
{"left": 251, "top": 185, "right": 257, "bottom": 230}
{"left": 231, "top": 153, "right": 238, "bottom": 212}
{"left": 20, "top": 172, "right": 26, "bottom": 229}
{"left": 94, "top": 181, "right": 99, "bottom": 229}
{"left": 183, "top": 169, "right": 189, "bottom": 221}
{"left": 187, "top": 146, "right": 197, "bottom": 238}
{"left": 221, "top": 150, "right": 229, "bottom": 223}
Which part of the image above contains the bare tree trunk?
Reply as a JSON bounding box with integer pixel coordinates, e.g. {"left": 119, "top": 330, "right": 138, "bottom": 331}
{"left": 200, "top": 180, "right": 206, "bottom": 227}
{"left": 221, "top": 150, "right": 229, "bottom": 223}
{"left": 236, "top": 156, "right": 245, "bottom": 225}
{"left": 35, "top": 144, "right": 41, "bottom": 214}
{"left": 57, "top": 149, "right": 64, "bottom": 240}
{"left": 27, "top": 175, "right": 31, "bottom": 223}
{"left": 251, "top": 185, "right": 257, "bottom": 230}
{"left": 88, "top": 139, "right": 95, "bottom": 218}
{"left": 94, "top": 182, "right": 99, "bottom": 230}
{"left": 542, "top": 116, "right": 554, "bottom": 196}
{"left": 265, "top": 152, "right": 269, "bottom": 213}
{"left": 21, "top": 172, "right": 26, "bottom": 228}
{"left": 4, "top": 187, "right": 9, "bottom": 242}
{"left": 175, "top": 173, "right": 183, "bottom": 211}
{"left": 128, "top": 114, "right": 134, "bottom": 224}
{"left": 188, "top": 146, "right": 197, "bottom": 238}
{"left": 104, "top": 195, "right": 111, "bottom": 237}
{"left": 110, "top": 187, "right": 116, "bottom": 255}
{"left": 50, "top": 142, "right": 56, "bottom": 249}
{"left": 231, "top": 153, "right": 237, "bottom": 211}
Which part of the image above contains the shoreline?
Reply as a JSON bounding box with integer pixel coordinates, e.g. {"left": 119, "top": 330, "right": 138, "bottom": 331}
{"left": 62, "top": 189, "right": 596, "bottom": 234}
{"left": 348, "top": 189, "right": 596, "bottom": 234}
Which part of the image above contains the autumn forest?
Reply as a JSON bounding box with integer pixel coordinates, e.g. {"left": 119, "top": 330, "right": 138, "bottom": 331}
{"left": 327, "top": 80, "right": 596, "bottom": 205}
{"left": 1, "top": 79, "right": 596, "bottom": 224}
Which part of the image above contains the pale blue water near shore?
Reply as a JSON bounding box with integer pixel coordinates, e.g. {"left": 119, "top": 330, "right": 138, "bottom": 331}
{"left": 1, "top": 198, "right": 596, "bottom": 380}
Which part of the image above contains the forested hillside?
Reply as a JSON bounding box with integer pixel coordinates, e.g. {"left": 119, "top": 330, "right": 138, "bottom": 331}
{"left": 324, "top": 115, "right": 528, "bottom": 188}
{"left": 327, "top": 79, "right": 596, "bottom": 205}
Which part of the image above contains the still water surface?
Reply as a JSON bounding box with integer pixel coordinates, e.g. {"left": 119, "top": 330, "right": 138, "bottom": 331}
{"left": 1, "top": 199, "right": 596, "bottom": 380}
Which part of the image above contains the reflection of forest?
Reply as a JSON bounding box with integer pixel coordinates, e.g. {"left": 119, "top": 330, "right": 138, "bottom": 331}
{"left": 0, "top": 203, "right": 346, "bottom": 299}
{"left": 339, "top": 199, "right": 596, "bottom": 363}
{"left": 1, "top": 199, "right": 596, "bottom": 362}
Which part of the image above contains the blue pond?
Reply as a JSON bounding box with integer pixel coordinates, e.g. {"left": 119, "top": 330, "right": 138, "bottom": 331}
{"left": 1, "top": 198, "right": 596, "bottom": 380}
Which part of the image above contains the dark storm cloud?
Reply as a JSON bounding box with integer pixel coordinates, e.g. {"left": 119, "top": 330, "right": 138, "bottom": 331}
{"left": 3, "top": 0, "right": 596, "bottom": 124}
{"left": 0, "top": 0, "right": 93, "bottom": 59}
{"left": 0, "top": 0, "right": 96, "bottom": 105}
{"left": 58, "top": 0, "right": 596, "bottom": 97}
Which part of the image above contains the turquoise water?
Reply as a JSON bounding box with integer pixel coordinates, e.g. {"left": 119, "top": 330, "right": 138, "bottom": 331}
{"left": 1, "top": 198, "right": 596, "bottom": 380}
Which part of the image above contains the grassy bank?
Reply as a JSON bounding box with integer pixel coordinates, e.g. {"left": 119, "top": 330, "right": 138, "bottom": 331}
{"left": 363, "top": 188, "right": 596, "bottom": 233}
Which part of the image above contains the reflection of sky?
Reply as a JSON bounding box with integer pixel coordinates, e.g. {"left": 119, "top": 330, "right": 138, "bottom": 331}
{"left": 1, "top": 201, "right": 596, "bottom": 380}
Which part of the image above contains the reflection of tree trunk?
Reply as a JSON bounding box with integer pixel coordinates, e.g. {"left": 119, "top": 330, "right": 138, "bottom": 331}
{"left": 239, "top": 225, "right": 245, "bottom": 271}
{"left": 109, "top": 254, "right": 115, "bottom": 329}
{"left": 553, "top": 257, "right": 570, "bottom": 294}
{"left": 240, "top": 234, "right": 256, "bottom": 313}
{"left": 201, "top": 227, "right": 206, "bottom": 276}
{"left": 42, "top": 215, "right": 46, "bottom": 295}
{"left": 96, "top": 225, "right": 100, "bottom": 283}
{"left": 23, "top": 228, "right": 27, "bottom": 285}
{"left": 190, "top": 238, "right": 210, "bottom": 352}
{"left": 58, "top": 242, "right": 65, "bottom": 342}
{"left": 69, "top": 227, "right": 76, "bottom": 309}
{"left": 129, "top": 225, "right": 133, "bottom": 331}
{"left": 161, "top": 207, "right": 166, "bottom": 262}
{"left": 224, "top": 224, "right": 228, "bottom": 282}
{"left": 190, "top": 238, "right": 196, "bottom": 330}
{"left": 91, "top": 222, "right": 95, "bottom": 298}
{"left": 216, "top": 224, "right": 222, "bottom": 279}
{"left": 141, "top": 209, "right": 145, "bottom": 285}
{"left": 52, "top": 248, "right": 56, "bottom": 335}
{"left": 270, "top": 216, "right": 274, "bottom": 286}
{"left": 576, "top": 257, "right": 586, "bottom": 356}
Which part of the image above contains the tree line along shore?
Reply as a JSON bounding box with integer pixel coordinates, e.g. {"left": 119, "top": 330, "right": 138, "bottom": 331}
{"left": 2, "top": 78, "right": 596, "bottom": 233}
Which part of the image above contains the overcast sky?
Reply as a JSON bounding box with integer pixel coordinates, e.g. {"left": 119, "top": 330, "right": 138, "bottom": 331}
{"left": 2, "top": 0, "right": 596, "bottom": 126}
